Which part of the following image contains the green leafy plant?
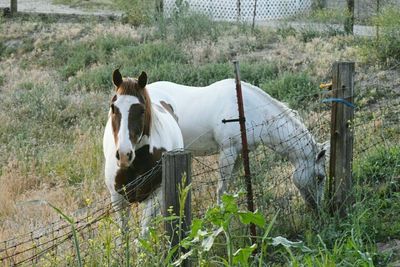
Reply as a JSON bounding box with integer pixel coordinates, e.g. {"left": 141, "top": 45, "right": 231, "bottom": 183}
{"left": 48, "top": 203, "right": 82, "bottom": 267}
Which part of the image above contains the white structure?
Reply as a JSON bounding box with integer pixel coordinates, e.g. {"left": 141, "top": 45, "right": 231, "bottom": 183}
{"left": 164, "top": 0, "right": 313, "bottom": 22}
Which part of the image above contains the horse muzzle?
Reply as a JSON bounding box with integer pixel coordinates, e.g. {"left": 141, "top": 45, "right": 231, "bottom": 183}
{"left": 116, "top": 149, "right": 134, "bottom": 168}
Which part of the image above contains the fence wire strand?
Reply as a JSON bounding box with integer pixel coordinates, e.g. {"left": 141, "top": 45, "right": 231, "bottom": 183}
{"left": 1, "top": 85, "right": 399, "bottom": 266}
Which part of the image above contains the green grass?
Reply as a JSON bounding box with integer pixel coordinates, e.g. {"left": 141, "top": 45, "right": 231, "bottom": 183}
{"left": 261, "top": 72, "right": 319, "bottom": 109}
{"left": 0, "top": 11, "right": 399, "bottom": 266}
{"left": 52, "top": 0, "right": 116, "bottom": 11}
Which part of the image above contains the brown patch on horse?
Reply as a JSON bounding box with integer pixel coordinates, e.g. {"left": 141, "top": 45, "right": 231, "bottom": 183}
{"left": 114, "top": 145, "right": 166, "bottom": 203}
{"left": 128, "top": 104, "right": 145, "bottom": 144}
{"left": 114, "top": 78, "right": 152, "bottom": 137}
{"left": 110, "top": 104, "right": 121, "bottom": 144}
{"left": 160, "top": 100, "right": 179, "bottom": 122}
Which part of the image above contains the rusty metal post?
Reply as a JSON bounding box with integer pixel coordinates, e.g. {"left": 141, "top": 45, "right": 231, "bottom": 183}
{"left": 233, "top": 60, "right": 257, "bottom": 243}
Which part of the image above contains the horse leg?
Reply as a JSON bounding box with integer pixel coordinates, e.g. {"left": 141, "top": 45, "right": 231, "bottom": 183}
{"left": 217, "top": 148, "right": 238, "bottom": 203}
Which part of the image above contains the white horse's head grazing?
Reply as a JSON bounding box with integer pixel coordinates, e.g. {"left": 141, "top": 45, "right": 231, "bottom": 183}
{"left": 293, "top": 142, "right": 329, "bottom": 209}
{"left": 110, "top": 69, "right": 151, "bottom": 169}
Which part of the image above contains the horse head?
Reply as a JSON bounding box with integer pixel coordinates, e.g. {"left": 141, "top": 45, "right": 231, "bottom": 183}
{"left": 110, "top": 69, "right": 151, "bottom": 168}
{"left": 293, "top": 141, "right": 329, "bottom": 209}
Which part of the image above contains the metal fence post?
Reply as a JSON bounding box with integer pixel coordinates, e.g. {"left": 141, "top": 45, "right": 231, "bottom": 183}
{"left": 232, "top": 61, "right": 257, "bottom": 243}
{"left": 328, "top": 61, "right": 355, "bottom": 216}
{"left": 162, "top": 151, "right": 191, "bottom": 266}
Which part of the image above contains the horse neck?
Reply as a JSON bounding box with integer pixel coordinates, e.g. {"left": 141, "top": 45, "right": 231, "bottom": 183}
{"left": 137, "top": 104, "right": 162, "bottom": 152}
{"left": 289, "top": 132, "right": 318, "bottom": 167}
{"left": 267, "top": 111, "right": 318, "bottom": 167}
{"left": 243, "top": 81, "right": 318, "bottom": 165}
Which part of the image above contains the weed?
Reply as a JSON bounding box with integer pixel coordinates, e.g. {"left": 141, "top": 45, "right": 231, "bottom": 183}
{"left": 49, "top": 203, "right": 82, "bottom": 267}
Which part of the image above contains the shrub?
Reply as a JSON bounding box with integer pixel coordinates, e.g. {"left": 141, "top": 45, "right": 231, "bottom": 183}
{"left": 354, "top": 145, "right": 400, "bottom": 192}
{"left": 171, "top": 13, "right": 221, "bottom": 43}
{"left": 147, "top": 61, "right": 277, "bottom": 86}
{"left": 306, "top": 7, "right": 349, "bottom": 25}
{"left": 67, "top": 65, "right": 114, "bottom": 92}
{"left": 372, "top": 6, "right": 400, "bottom": 66}
{"left": 276, "top": 26, "right": 297, "bottom": 39}
{"left": 117, "top": 0, "right": 156, "bottom": 26}
{"left": 113, "top": 42, "right": 189, "bottom": 69}
{"left": 260, "top": 72, "right": 318, "bottom": 109}
{"left": 52, "top": 35, "right": 136, "bottom": 79}
{"left": 361, "top": 6, "right": 400, "bottom": 67}
{"left": 0, "top": 74, "right": 4, "bottom": 87}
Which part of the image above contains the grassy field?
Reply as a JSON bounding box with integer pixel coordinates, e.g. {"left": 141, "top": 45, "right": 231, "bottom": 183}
{"left": 0, "top": 6, "right": 399, "bottom": 266}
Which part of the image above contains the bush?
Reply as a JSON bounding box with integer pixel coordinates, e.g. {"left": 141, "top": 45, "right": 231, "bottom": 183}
{"left": 373, "top": 6, "right": 400, "bottom": 66}
{"left": 306, "top": 7, "right": 349, "bottom": 25}
{"left": 113, "top": 42, "right": 189, "bottom": 69}
{"left": 0, "top": 74, "right": 4, "bottom": 87}
{"left": 116, "top": 0, "right": 156, "bottom": 26}
{"left": 171, "top": 13, "right": 221, "bottom": 43}
{"left": 362, "top": 6, "right": 400, "bottom": 67}
{"left": 260, "top": 72, "right": 318, "bottom": 109}
{"left": 67, "top": 65, "right": 114, "bottom": 92}
{"left": 147, "top": 61, "right": 277, "bottom": 86}
{"left": 51, "top": 35, "right": 136, "bottom": 79}
{"left": 354, "top": 145, "right": 400, "bottom": 192}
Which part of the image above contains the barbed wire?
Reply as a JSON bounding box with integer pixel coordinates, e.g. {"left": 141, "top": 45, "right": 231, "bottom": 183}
{"left": 1, "top": 88, "right": 399, "bottom": 265}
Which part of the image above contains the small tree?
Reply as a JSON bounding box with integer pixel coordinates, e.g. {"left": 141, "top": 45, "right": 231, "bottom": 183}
{"left": 312, "top": 0, "right": 326, "bottom": 9}
{"left": 344, "top": 0, "right": 355, "bottom": 34}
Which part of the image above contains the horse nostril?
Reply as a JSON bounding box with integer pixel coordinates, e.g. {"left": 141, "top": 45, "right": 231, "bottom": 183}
{"left": 116, "top": 151, "right": 120, "bottom": 160}
{"left": 127, "top": 151, "right": 133, "bottom": 161}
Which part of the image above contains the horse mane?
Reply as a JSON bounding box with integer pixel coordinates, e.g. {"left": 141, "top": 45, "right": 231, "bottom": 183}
{"left": 116, "top": 78, "right": 152, "bottom": 136}
{"left": 243, "top": 81, "right": 303, "bottom": 125}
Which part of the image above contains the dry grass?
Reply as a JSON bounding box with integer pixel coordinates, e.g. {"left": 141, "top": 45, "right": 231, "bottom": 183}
{"left": 0, "top": 15, "right": 399, "bottom": 265}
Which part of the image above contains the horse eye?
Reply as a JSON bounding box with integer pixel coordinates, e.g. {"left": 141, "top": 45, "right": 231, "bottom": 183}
{"left": 317, "top": 174, "right": 324, "bottom": 184}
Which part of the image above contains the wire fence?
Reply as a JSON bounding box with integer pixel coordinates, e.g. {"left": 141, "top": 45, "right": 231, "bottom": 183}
{"left": 1, "top": 69, "right": 399, "bottom": 266}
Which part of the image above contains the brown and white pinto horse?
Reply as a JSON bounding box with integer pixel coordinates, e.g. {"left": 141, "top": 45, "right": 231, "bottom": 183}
{"left": 103, "top": 70, "right": 183, "bottom": 234}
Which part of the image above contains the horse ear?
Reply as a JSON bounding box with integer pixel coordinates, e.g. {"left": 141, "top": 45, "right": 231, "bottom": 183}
{"left": 113, "top": 69, "right": 123, "bottom": 88}
{"left": 316, "top": 149, "right": 326, "bottom": 162}
{"left": 138, "top": 71, "right": 147, "bottom": 88}
{"left": 316, "top": 141, "right": 330, "bottom": 162}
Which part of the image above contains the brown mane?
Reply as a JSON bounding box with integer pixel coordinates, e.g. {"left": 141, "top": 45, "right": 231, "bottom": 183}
{"left": 116, "top": 78, "right": 152, "bottom": 136}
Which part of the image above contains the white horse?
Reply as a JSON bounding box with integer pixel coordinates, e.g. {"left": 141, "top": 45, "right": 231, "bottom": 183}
{"left": 147, "top": 79, "right": 328, "bottom": 209}
{"left": 103, "top": 70, "right": 184, "bottom": 234}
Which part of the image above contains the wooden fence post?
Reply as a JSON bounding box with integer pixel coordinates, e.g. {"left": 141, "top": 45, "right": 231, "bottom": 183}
{"left": 10, "top": 0, "right": 17, "bottom": 15}
{"left": 328, "top": 61, "right": 355, "bottom": 216}
{"left": 162, "top": 151, "right": 191, "bottom": 265}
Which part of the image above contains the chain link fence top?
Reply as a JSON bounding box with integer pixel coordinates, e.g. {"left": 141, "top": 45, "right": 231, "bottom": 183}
{"left": 164, "top": 0, "right": 313, "bottom": 22}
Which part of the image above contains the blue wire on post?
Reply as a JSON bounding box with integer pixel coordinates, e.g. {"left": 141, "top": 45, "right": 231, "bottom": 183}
{"left": 322, "top": 98, "right": 356, "bottom": 109}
